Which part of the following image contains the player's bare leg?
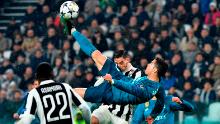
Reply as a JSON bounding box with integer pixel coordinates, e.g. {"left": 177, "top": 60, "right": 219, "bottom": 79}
{"left": 73, "top": 88, "right": 86, "bottom": 98}
{"left": 91, "top": 50, "right": 107, "bottom": 71}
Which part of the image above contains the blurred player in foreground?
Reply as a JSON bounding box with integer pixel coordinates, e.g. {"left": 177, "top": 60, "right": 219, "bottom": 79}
{"left": 16, "top": 62, "right": 91, "bottom": 124}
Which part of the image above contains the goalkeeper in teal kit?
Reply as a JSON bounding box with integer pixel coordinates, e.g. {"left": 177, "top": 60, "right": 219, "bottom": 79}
{"left": 61, "top": 19, "right": 168, "bottom": 118}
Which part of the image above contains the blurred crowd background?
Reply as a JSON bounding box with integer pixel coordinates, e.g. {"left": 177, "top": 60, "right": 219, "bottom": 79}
{"left": 0, "top": 0, "right": 220, "bottom": 124}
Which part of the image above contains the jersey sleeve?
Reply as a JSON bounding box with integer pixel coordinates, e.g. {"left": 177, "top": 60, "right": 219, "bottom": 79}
{"left": 108, "top": 87, "right": 147, "bottom": 104}
{"left": 17, "top": 94, "right": 29, "bottom": 115}
{"left": 112, "top": 78, "right": 165, "bottom": 118}
{"left": 112, "top": 78, "right": 159, "bottom": 100}
{"left": 170, "top": 100, "right": 195, "bottom": 112}
{"left": 146, "top": 95, "right": 175, "bottom": 119}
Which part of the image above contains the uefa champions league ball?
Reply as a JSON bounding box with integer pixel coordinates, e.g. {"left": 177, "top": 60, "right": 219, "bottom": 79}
{"left": 60, "top": 1, "right": 79, "bottom": 20}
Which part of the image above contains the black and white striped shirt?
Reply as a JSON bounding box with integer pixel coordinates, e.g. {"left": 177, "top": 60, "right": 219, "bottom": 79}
{"left": 17, "top": 80, "right": 90, "bottom": 124}
{"left": 108, "top": 64, "right": 143, "bottom": 121}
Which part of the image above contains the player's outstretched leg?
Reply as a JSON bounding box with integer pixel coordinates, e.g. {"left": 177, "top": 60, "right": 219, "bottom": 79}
{"left": 71, "top": 28, "right": 107, "bottom": 71}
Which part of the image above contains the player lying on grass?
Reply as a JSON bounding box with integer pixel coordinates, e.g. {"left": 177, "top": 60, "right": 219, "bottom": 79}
{"left": 133, "top": 96, "right": 195, "bottom": 124}
{"left": 61, "top": 19, "right": 168, "bottom": 118}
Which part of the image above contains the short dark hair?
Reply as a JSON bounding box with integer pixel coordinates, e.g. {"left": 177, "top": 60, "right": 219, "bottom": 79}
{"left": 13, "top": 89, "right": 22, "bottom": 96}
{"left": 26, "top": 77, "right": 35, "bottom": 85}
{"left": 196, "top": 52, "right": 203, "bottom": 57}
{"left": 155, "top": 57, "right": 168, "bottom": 78}
{"left": 113, "top": 50, "right": 129, "bottom": 59}
{"left": 35, "top": 62, "right": 53, "bottom": 82}
{"left": 215, "top": 54, "right": 220, "bottom": 58}
{"left": 161, "top": 27, "right": 168, "bottom": 32}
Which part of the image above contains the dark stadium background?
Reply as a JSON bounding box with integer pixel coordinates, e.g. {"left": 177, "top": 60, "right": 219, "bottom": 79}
{"left": 0, "top": 0, "right": 220, "bottom": 124}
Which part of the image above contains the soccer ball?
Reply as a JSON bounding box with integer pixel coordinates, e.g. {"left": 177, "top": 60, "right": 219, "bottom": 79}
{"left": 60, "top": 1, "right": 79, "bottom": 20}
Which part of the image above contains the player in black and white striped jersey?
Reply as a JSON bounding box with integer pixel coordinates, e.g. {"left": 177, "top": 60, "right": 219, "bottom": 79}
{"left": 16, "top": 62, "right": 91, "bottom": 124}
{"left": 91, "top": 50, "right": 144, "bottom": 124}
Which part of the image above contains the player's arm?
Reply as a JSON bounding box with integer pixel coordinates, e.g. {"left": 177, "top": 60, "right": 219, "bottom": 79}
{"left": 170, "top": 99, "right": 195, "bottom": 112}
{"left": 15, "top": 91, "right": 37, "bottom": 124}
{"left": 150, "top": 86, "right": 165, "bottom": 118}
{"left": 14, "top": 94, "right": 29, "bottom": 120}
{"left": 104, "top": 74, "right": 158, "bottom": 100}
{"left": 144, "top": 96, "right": 175, "bottom": 118}
{"left": 16, "top": 102, "right": 26, "bottom": 115}
{"left": 105, "top": 74, "right": 165, "bottom": 118}
{"left": 108, "top": 87, "right": 150, "bottom": 104}
{"left": 111, "top": 74, "right": 165, "bottom": 118}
